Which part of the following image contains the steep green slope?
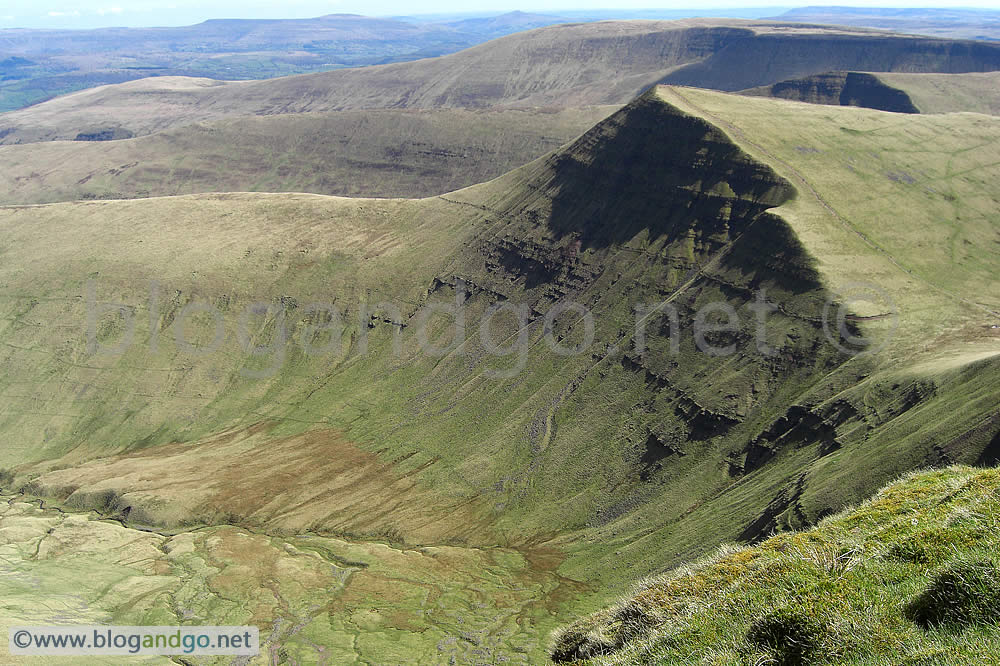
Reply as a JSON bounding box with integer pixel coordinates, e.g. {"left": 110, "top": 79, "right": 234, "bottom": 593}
{"left": 0, "top": 106, "right": 617, "bottom": 204}
{"left": 3, "top": 84, "right": 999, "bottom": 560}
{"left": 551, "top": 465, "right": 1000, "bottom": 664}
{"left": 0, "top": 87, "right": 998, "bottom": 661}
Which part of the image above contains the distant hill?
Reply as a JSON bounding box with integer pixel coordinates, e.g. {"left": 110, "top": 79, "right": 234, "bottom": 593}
{"left": 6, "top": 8, "right": 998, "bottom": 114}
{"left": 3, "top": 20, "right": 999, "bottom": 145}
{"left": 442, "top": 10, "right": 573, "bottom": 39}
{"left": 0, "top": 12, "right": 570, "bottom": 112}
{"left": 773, "top": 6, "right": 1000, "bottom": 40}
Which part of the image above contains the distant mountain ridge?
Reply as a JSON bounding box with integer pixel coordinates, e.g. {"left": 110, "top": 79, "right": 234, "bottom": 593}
{"left": 0, "top": 11, "right": 574, "bottom": 112}
{"left": 5, "top": 8, "right": 1000, "bottom": 113}
{"left": 3, "top": 19, "right": 1000, "bottom": 145}
{"left": 773, "top": 6, "right": 1000, "bottom": 40}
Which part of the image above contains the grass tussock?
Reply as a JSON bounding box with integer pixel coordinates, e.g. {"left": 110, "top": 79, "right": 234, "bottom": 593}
{"left": 551, "top": 465, "right": 1000, "bottom": 664}
{"left": 905, "top": 558, "right": 1000, "bottom": 630}
{"left": 745, "top": 606, "right": 829, "bottom": 665}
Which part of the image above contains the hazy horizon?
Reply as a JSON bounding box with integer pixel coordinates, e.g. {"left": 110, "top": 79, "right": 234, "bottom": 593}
{"left": 2, "top": 2, "right": 999, "bottom": 31}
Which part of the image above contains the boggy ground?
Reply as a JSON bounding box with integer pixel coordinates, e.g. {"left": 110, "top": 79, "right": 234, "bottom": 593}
{"left": 0, "top": 490, "right": 587, "bottom": 664}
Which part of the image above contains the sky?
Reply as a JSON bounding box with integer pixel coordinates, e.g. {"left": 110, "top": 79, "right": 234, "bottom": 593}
{"left": 1, "top": 1, "right": 999, "bottom": 30}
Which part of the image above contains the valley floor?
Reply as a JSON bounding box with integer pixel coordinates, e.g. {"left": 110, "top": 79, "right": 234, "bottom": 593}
{"left": 0, "top": 492, "right": 590, "bottom": 664}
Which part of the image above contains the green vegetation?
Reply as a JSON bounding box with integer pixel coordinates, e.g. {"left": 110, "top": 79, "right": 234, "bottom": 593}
{"left": 0, "top": 492, "right": 573, "bottom": 664}
{"left": 0, "top": 84, "right": 998, "bottom": 661}
{"left": 551, "top": 466, "right": 1000, "bottom": 664}
{"left": 746, "top": 607, "right": 828, "bottom": 665}
{"left": 905, "top": 558, "right": 1000, "bottom": 630}
{"left": 877, "top": 72, "right": 1000, "bottom": 115}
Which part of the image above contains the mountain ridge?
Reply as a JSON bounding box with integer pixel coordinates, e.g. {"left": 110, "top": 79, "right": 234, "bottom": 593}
{"left": 4, "top": 20, "right": 1000, "bottom": 145}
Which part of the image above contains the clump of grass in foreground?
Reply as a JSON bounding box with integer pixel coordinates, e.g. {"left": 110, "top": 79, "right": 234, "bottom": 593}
{"left": 745, "top": 607, "right": 829, "bottom": 666}
{"left": 551, "top": 465, "right": 1000, "bottom": 664}
{"left": 905, "top": 558, "right": 1000, "bottom": 630}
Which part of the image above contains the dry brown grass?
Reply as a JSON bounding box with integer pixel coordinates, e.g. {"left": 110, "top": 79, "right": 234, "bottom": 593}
{"left": 29, "top": 422, "right": 498, "bottom": 544}
{"left": 0, "top": 106, "right": 617, "bottom": 204}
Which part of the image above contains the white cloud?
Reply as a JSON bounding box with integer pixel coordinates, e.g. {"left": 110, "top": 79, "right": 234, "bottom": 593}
{"left": 97, "top": 7, "right": 123, "bottom": 15}
{"left": 47, "top": 10, "right": 81, "bottom": 17}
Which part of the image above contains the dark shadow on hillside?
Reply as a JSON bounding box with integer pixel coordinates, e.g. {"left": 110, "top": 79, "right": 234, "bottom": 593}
{"left": 719, "top": 212, "right": 825, "bottom": 295}
{"left": 543, "top": 93, "right": 794, "bottom": 251}
{"left": 977, "top": 429, "right": 1000, "bottom": 467}
{"left": 748, "top": 71, "right": 920, "bottom": 113}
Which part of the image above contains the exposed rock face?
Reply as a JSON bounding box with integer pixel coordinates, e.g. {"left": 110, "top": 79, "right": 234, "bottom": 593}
{"left": 435, "top": 92, "right": 864, "bottom": 527}
{"left": 73, "top": 127, "right": 135, "bottom": 141}
{"left": 742, "top": 71, "right": 920, "bottom": 113}
{"left": 664, "top": 32, "right": 1000, "bottom": 91}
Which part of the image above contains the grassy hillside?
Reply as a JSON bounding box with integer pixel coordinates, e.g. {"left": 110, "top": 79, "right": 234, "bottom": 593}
{"left": 0, "top": 12, "right": 575, "bottom": 113}
{"left": 0, "top": 87, "right": 998, "bottom": 661}
{"left": 742, "top": 70, "right": 1000, "bottom": 115}
{"left": 876, "top": 71, "right": 1000, "bottom": 115}
{"left": 3, "top": 20, "right": 999, "bottom": 145}
{"left": 551, "top": 465, "right": 1000, "bottom": 664}
{"left": 0, "top": 106, "right": 616, "bottom": 204}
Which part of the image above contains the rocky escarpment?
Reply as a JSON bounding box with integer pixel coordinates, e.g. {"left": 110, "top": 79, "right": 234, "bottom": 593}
{"left": 424, "top": 90, "right": 882, "bottom": 542}
{"left": 73, "top": 126, "right": 136, "bottom": 141}
{"left": 427, "top": 88, "right": 1000, "bottom": 562}
{"left": 741, "top": 71, "right": 920, "bottom": 113}
{"left": 663, "top": 32, "right": 1000, "bottom": 91}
